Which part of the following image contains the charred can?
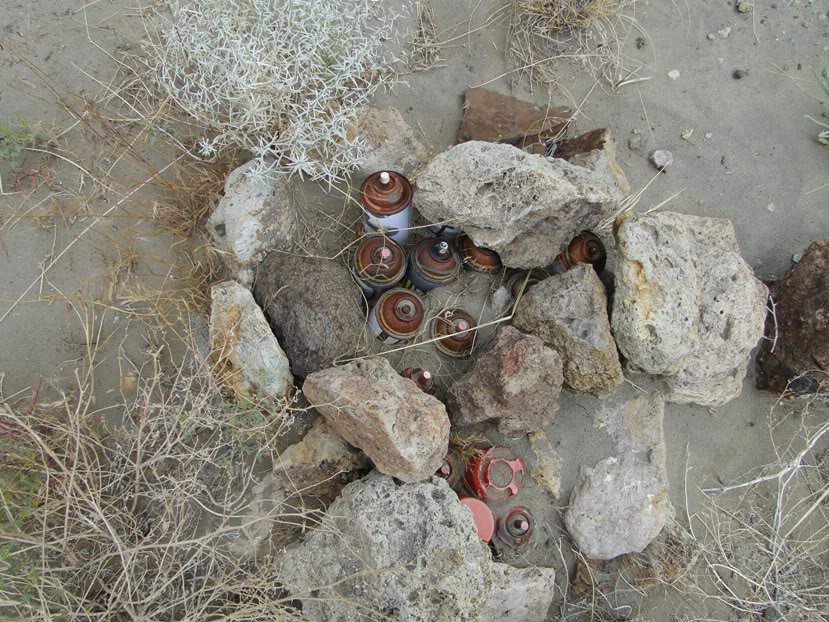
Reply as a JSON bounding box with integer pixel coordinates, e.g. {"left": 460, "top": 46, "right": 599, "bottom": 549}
{"left": 457, "top": 234, "right": 502, "bottom": 274}
{"left": 403, "top": 237, "right": 461, "bottom": 292}
{"left": 459, "top": 497, "right": 495, "bottom": 543}
{"left": 496, "top": 506, "right": 534, "bottom": 546}
{"left": 431, "top": 308, "right": 478, "bottom": 358}
{"left": 505, "top": 268, "right": 549, "bottom": 301}
{"left": 351, "top": 236, "right": 407, "bottom": 297}
{"left": 435, "top": 451, "right": 463, "bottom": 489}
{"left": 368, "top": 288, "right": 426, "bottom": 345}
{"left": 550, "top": 230, "right": 607, "bottom": 274}
{"left": 360, "top": 171, "right": 414, "bottom": 243}
{"left": 464, "top": 446, "right": 525, "bottom": 503}
{"left": 426, "top": 221, "right": 463, "bottom": 238}
{"left": 402, "top": 367, "right": 436, "bottom": 395}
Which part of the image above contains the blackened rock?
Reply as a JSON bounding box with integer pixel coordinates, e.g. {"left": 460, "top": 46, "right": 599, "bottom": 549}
{"left": 756, "top": 240, "right": 829, "bottom": 395}
{"left": 254, "top": 254, "right": 365, "bottom": 377}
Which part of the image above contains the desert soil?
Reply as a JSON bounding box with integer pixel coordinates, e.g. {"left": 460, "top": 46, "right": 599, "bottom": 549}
{"left": 1, "top": 0, "right": 828, "bottom": 620}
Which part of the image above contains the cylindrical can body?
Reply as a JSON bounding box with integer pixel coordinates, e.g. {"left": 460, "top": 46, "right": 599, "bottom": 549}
{"left": 436, "top": 451, "right": 464, "bottom": 489}
{"left": 360, "top": 171, "right": 413, "bottom": 243}
{"left": 402, "top": 367, "right": 436, "bottom": 395}
{"left": 426, "top": 222, "right": 463, "bottom": 238}
{"left": 431, "top": 308, "right": 478, "bottom": 358}
{"left": 505, "top": 269, "right": 549, "bottom": 302}
{"left": 550, "top": 230, "right": 607, "bottom": 275}
{"left": 464, "top": 447, "right": 525, "bottom": 502}
{"left": 496, "top": 506, "right": 534, "bottom": 546}
{"left": 351, "top": 236, "right": 407, "bottom": 297}
{"left": 404, "top": 237, "right": 461, "bottom": 292}
{"left": 457, "top": 234, "right": 502, "bottom": 274}
{"left": 368, "top": 288, "right": 426, "bottom": 345}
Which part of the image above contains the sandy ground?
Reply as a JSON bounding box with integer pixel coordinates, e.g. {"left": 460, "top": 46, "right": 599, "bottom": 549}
{"left": 1, "top": 0, "right": 828, "bottom": 620}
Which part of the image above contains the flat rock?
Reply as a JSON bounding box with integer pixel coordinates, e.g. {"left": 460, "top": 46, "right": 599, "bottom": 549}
{"left": 565, "top": 395, "right": 672, "bottom": 560}
{"left": 552, "top": 128, "right": 631, "bottom": 195}
{"left": 208, "top": 160, "right": 298, "bottom": 285}
{"left": 208, "top": 280, "right": 293, "bottom": 399}
{"left": 281, "top": 473, "right": 555, "bottom": 622}
{"left": 414, "top": 141, "right": 621, "bottom": 268}
{"left": 513, "top": 264, "right": 623, "bottom": 394}
{"left": 456, "top": 87, "right": 570, "bottom": 150}
{"left": 302, "top": 358, "right": 450, "bottom": 482}
{"left": 272, "top": 417, "right": 370, "bottom": 501}
{"left": 253, "top": 254, "right": 366, "bottom": 378}
{"left": 756, "top": 240, "right": 829, "bottom": 395}
{"left": 447, "top": 326, "right": 563, "bottom": 435}
{"left": 350, "top": 107, "right": 429, "bottom": 181}
{"left": 612, "top": 212, "right": 768, "bottom": 406}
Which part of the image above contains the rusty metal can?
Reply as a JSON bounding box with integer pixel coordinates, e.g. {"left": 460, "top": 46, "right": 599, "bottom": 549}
{"left": 505, "top": 269, "right": 549, "bottom": 301}
{"left": 464, "top": 446, "right": 525, "bottom": 503}
{"left": 431, "top": 308, "right": 478, "bottom": 358}
{"left": 550, "top": 230, "right": 607, "bottom": 274}
{"left": 360, "top": 171, "right": 413, "bottom": 243}
{"left": 459, "top": 497, "right": 495, "bottom": 543}
{"left": 402, "top": 367, "right": 436, "bottom": 395}
{"left": 351, "top": 236, "right": 407, "bottom": 297}
{"left": 496, "top": 506, "right": 534, "bottom": 546}
{"left": 435, "top": 451, "right": 463, "bottom": 489}
{"left": 368, "top": 288, "right": 425, "bottom": 345}
{"left": 457, "top": 234, "right": 502, "bottom": 274}
{"left": 403, "top": 237, "right": 461, "bottom": 292}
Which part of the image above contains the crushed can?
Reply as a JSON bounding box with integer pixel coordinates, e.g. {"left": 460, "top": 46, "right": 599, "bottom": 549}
{"left": 368, "top": 288, "right": 425, "bottom": 345}
{"left": 403, "top": 237, "right": 461, "bottom": 292}
{"left": 431, "top": 308, "right": 478, "bottom": 358}
{"left": 402, "top": 367, "right": 436, "bottom": 395}
{"left": 496, "top": 506, "right": 534, "bottom": 546}
{"left": 351, "top": 235, "right": 407, "bottom": 297}
{"left": 464, "top": 446, "right": 525, "bottom": 503}
{"left": 459, "top": 497, "right": 495, "bottom": 543}
{"left": 505, "top": 268, "right": 549, "bottom": 302}
{"left": 457, "top": 234, "right": 502, "bottom": 274}
{"left": 436, "top": 451, "right": 463, "bottom": 489}
{"left": 360, "top": 171, "right": 413, "bottom": 243}
{"left": 550, "top": 230, "right": 607, "bottom": 274}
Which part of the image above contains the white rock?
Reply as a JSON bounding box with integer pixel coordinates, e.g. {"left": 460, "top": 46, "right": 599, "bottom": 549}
{"left": 481, "top": 563, "right": 557, "bottom": 622}
{"left": 649, "top": 149, "right": 674, "bottom": 170}
{"left": 717, "top": 26, "right": 731, "bottom": 38}
{"left": 350, "top": 107, "right": 429, "bottom": 182}
{"left": 209, "top": 280, "right": 293, "bottom": 399}
{"left": 207, "top": 160, "right": 298, "bottom": 286}
{"left": 668, "top": 69, "right": 681, "bottom": 80}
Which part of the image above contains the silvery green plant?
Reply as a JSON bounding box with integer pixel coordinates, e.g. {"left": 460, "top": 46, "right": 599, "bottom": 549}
{"left": 806, "top": 66, "right": 829, "bottom": 146}
{"left": 144, "top": 0, "right": 398, "bottom": 183}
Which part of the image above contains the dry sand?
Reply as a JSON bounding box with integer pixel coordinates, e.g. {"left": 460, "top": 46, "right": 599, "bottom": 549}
{"left": 1, "top": 0, "right": 828, "bottom": 619}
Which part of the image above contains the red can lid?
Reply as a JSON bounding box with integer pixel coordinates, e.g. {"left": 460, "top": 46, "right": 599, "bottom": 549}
{"left": 459, "top": 497, "right": 495, "bottom": 543}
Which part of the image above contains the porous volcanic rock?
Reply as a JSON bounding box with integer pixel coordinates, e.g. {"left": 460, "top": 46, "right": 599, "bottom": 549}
{"left": 302, "top": 358, "right": 450, "bottom": 482}
{"left": 350, "top": 107, "right": 429, "bottom": 181}
{"left": 551, "top": 128, "right": 631, "bottom": 195}
{"left": 414, "top": 141, "right": 621, "bottom": 268}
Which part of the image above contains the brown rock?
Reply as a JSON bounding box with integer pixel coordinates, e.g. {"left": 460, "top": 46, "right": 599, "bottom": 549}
{"left": 756, "top": 240, "right": 829, "bottom": 395}
{"left": 447, "top": 326, "right": 563, "bottom": 435}
{"left": 457, "top": 88, "right": 570, "bottom": 149}
{"left": 302, "top": 358, "right": 450, "bottom": 482}
{"left": 551, "top": 128, "right": 630, "bottom": 195}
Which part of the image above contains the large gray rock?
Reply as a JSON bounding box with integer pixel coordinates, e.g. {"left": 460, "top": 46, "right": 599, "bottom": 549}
{"left": 272, "top": 417, "right": 370, "bottom": 501}
{"left": 281, "top": 473, "right": 556, "bottom": 622}
{"left": 447, "top": 326, "right": 563, "bottom": 435}
{"left": 350, "top": 107, "right": 429, "bottom": 181}
{"left": 253, "top": 254, "right": 365, "bottom": 377}
{"left": 208, "top": 280, "right": 293, "bottom": 399}
{"left": 208, "top": 160, "right": 298, "bottom": 285}
{"left": 513, "top": 264, "right": 623, "bottom": 394}
{"left": 302, "top": 358, "right": 450, "bottom": 482}
{"left": 413, "top": 141, "right": 620, "bottom": 268}
{"left": 565, "top": 395, "right": 672, "bottom": 560}
{"left": 612, "top": 212, "right": 768, "bottom": 406}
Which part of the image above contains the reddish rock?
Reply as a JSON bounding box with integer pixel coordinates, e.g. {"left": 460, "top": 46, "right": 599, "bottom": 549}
{"left": 552, "top": 128, "right": 630, "bottom": 195}
{"left": 456, "top": 88, "right": 570, "bottom": 149}
{"left": 756, "top": 241, "right": 829, "bottom": 395}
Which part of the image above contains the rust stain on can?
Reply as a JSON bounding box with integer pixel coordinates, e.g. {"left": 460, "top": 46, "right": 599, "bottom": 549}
{"left": 431, "top": 308, "right": 478, "bottom": 358}
{"left": 496, "top": 506, "right": 534, "bottom": 546}
{"left": 373, "top": 288, "right": 425, "bottom": 342}
{"left": 551, "top": 230, "right": 607, "bottom": 274}
{"left": 408, "top": 237, "right": 461, "bottom": 291}
{"left": 402, "top": 367, "right": 436, "bottom": 395}
{"left": 352, "top": 236, "right": 407, "bottom": 294}
{"left": 360, "top": 171, "right": 413, "bottom": 217}
{"left": 457, "top": 234, "right": 502, "bottom": 274}
{"left": 505, "top": 268, "right": 549, "bottom": 301}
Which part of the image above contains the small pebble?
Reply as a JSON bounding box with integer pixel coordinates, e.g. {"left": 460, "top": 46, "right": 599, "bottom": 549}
{"left": 633, "top": 128, "right": 641, "bottom": 135}
{"left": 737, "top": 1, "right": 753, "bottom": 13}
{"left": 707, "top": 33, "right": 716, "bottom": 40}
{"left": 705, "top": 132, "right": 714, "bottom": 139}
{"left": 733, "top": 69, "right": 749, "bottom": 79}
{"left": 628, "top": 135, "right": 643, "bottom": 151}
{"left": 767, "top": 203, "right": 775, "bottom": 213}
{"left": 792, "top": 253, "right": 802, "bottom": 264}
{"left": 668, "top": 69, "right": 681, "bottom": 80}
{"left": 650, "top": 149, "right": 674, "bottom": 171}
{"left": 718, "top": 26, "right": 732, "bottom": 37}
{"left": 681, "top": 129, "right": 694, "bottom": 141}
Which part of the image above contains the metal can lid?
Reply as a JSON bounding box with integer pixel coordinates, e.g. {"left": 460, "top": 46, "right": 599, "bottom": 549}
{"left": 375, "top": 288, "right": 426, "bottom": 338}
{"left": 458, "top": 234, "right": 502, "bottom": 273}
{"left": 360, "top": 171, "right": 413, "bottom": 216}
{"left": 565, "top": 230, "right": 607, "bottom": 273}
{"left": 354, "top": 236, "right": 407, "bottom": 283}
{"left": 413, "top": 237, "right": 461, "bottom": 282}
{"left": 459, "top": 497, "right": 495, "bottom": 543}
{"left": 431, "top": 309, "right": 478, "bottom": 356}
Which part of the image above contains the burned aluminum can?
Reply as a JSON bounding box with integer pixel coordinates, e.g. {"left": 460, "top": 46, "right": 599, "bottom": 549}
{"left": 368, "top": 288, "right": 425, "bottom": 345}
{"left": 435, "top": 451, "right": 463, "bottom": 489}
{"left": 464, "top": 446, "right": 525, "bottom": 503}
{"left": 505, "top": 268, "right": 549, "bottom": 302}
{"left": 351, "top": 236, "right": 407, "bottom": 298}
{"left": 459, "top": 497, "right": 495, "bottom": 543}
{"left": 496, "top": 506, "right": 534, "bottom": 546}
{"left": 550, "top": 230, "right": 607, "bottom": 275}
{"left": 430, "top": 308, "right": 478, "bottom": 358}
{"left": 426, "top": 221, "right": 463, "bottom": 238}
{"left": 402, "top": 367, "right": 436, "bottom": 395}
{"left": 457, "top": 234, "right": 502, "bottom": 274}
{"left": 403, "top": 237, "right": 461, "bottom": 292}
{"left": 360, "top": 171, "right": 414, "bottom": 243}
